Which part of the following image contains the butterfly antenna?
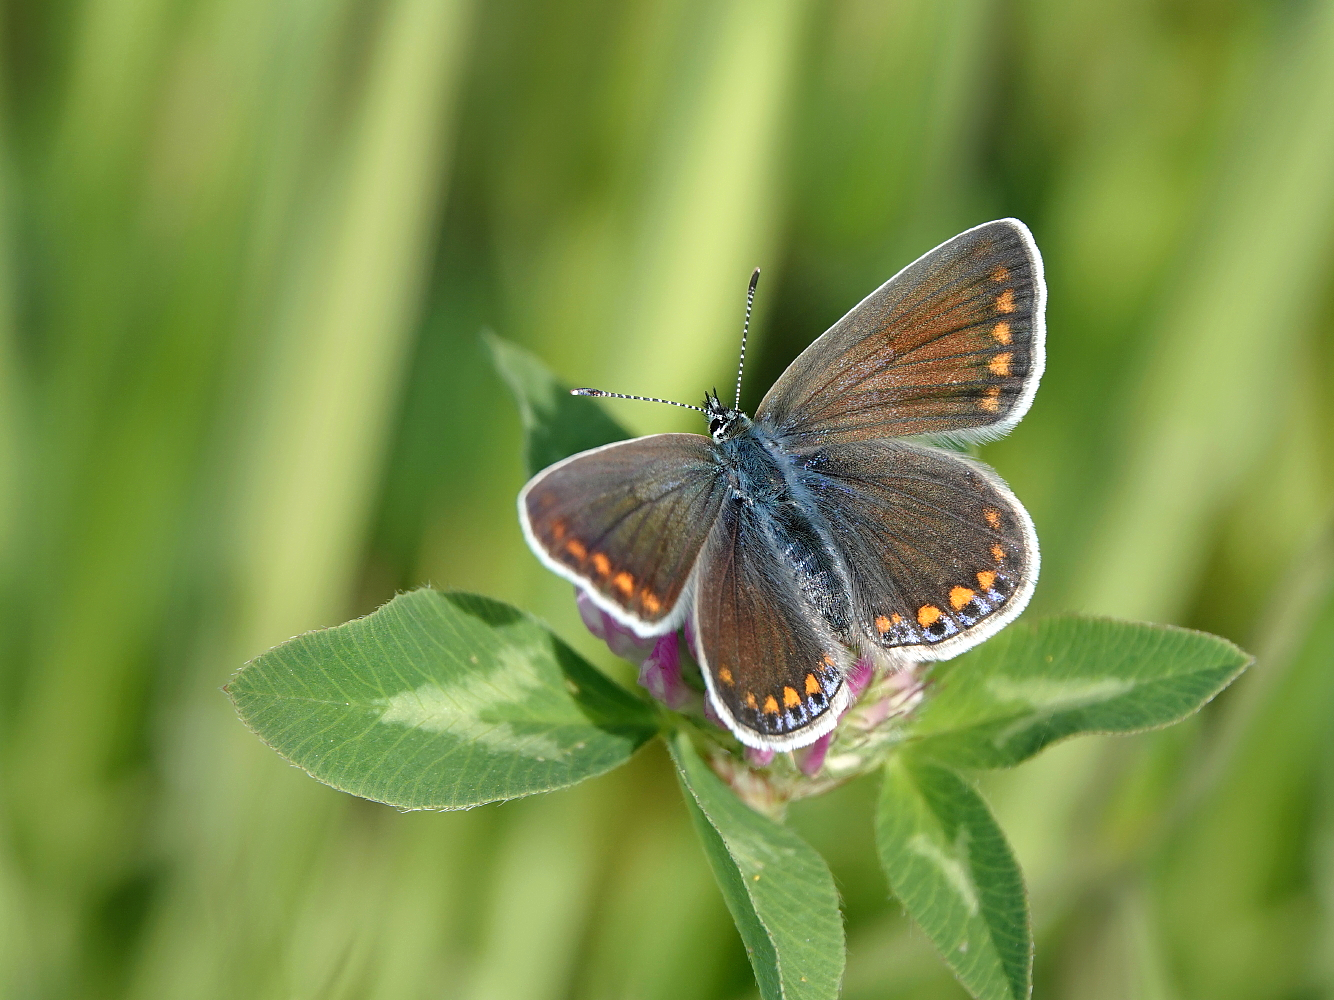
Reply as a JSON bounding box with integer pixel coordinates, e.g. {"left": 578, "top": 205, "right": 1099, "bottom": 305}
{"left": 734, "top": 268, "right": 760, "bottom": 409}
{"left": 570, "top": 387, "right": 706, "bottom": 413}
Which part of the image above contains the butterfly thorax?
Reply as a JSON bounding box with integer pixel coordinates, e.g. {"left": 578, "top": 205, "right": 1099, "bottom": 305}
{"left": 704, "top": 391, "right": 750, "bottom": 442}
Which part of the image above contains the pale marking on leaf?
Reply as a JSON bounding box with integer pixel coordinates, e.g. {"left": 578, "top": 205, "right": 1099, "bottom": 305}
{"left": 373, "top": 647, "right": 569, "bottom": 759}
{"left": 907, "top": 832, "right": 979, "bottom": 917}
{"left": 985, "top": 675, "right": 1137, "bottom": 746}
{"left": 985, "top": 675, "right": 1136, "bottom": 710}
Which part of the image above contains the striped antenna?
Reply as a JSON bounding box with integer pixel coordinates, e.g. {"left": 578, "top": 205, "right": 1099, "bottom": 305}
{"left": 570, "top": 268, "right": 761, "bottom": 417}
{"left": 735, "top": 268, "right": 760, "bottom": 409}
{"left": 569, "top": 388, "right": 706, "bottom": 413}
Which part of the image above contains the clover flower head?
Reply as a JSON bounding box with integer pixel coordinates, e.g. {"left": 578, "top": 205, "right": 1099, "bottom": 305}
{"left": 574, "top": 587, "right": 926, "bottom": 810}
{"left": 637, "top": 630, "right": 690, "bottom": 710}
{"left": 575, "top": 588, "right": 657, "bottom": 663}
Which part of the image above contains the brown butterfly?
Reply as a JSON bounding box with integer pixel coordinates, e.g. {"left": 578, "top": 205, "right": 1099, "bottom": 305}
{"left": 520, "top": 220, "right": 1044, "bottom": 750}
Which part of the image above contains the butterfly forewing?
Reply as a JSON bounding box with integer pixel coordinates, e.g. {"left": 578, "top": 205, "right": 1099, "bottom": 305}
{"left": 692, "top": 496, "right": 851, "bottom": 751}
{"left": 519, "top": 434, "right": 727, "bottom": 633}
{"left": 792, "top": 438, "right": 1037, "bottom": 659}
{"left": 757, "top": 219, "right": 1044, "bottom": 447}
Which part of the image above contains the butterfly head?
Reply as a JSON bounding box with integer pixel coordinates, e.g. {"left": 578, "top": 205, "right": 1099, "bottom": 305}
{"left": 704, "top": 390, "right": 749, "bottom": 442}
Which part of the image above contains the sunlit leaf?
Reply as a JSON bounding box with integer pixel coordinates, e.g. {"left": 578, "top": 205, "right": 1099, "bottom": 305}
{"left": 484, "top": 331, "right": 631, "bottom": 476}
{"left": 877, "top": 754, "right": 1030, "bottom": 1000}
{"left": 671, "top": 734, "right": 845, "bottom": 1000}
{"left": 228, "top": 589, "right": 658, "bottom": 809}
{"left": 907, "top": 615, "right": 1251, "bottom": 768}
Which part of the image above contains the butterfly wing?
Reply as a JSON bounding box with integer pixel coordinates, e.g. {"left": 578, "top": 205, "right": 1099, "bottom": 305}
{"left": 756, "top": 219, "right": 1045, "bottom": 447}
{"left": 791, "top": 437, "right": 1038, "bottom": 660}
{"left": 691, "top": 495, "right": 853, "bottom": 751}
{"left": 519, "top": 434, "right": 728, "bottom": 634}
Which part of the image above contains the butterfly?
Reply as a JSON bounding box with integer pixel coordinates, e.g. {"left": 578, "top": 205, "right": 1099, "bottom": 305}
{"left": 518, "top": 219, "right": 1044, "bottom": 751}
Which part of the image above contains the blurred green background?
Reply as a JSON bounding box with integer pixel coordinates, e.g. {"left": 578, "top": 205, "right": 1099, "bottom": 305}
{"left": 2, "top": 0, "right": 1333, "bottom": 997}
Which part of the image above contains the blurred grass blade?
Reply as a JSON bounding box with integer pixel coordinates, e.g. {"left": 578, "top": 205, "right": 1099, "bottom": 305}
{"left": 877, "top": 754, "right": 1030, "bottom": 1000}
{"left": 907, "top": 615, "right": 1251, "bottom": 768}
{"left": 1075, "top": 0, "right": 1334, "bottom": 621}
{"left": 458, "top": 783, "right": 618, "bottom": 1000}
{"left": 0, "top": 69, "right": 24, "bottom": 995}
{"left": 670, "top": 733, "right": 845, "bottom": 1000}
{"left": 1157, "top": 529, "right": 1334, "bottom": 996}
{"left": 783, "top": 0, "right": 996, "bottom": 306}
{"left": 113, "top": 2, "right": 478, "bottom": 993}
{"left": 232, "top": 0, "right": 472, "bottom": 652}
{"left": 228, "top": 589, "right": 657, "bottom": 809}
{"left": 505, "top": 0, "right": 809, "bottom": 440}
{"left": 613, "top": 0, "right": 807, "bottom": 418}
{"left": 485, "top": 332, "right": 630, "bottom": 476}
{"left": 0, "top": 123, "right": 17, "bottom": 580}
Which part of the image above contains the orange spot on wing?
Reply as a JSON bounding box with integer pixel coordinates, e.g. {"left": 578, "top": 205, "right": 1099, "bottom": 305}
{"left": 917, "top": 605, "right": 942, "bottom": 627}
{"left": 996, "top": 289, "right": 1015, "bottom": 313}
{"left": 991, "top": 266, "right": 1010, "bottom": 282}
{"left": 991, "top": 543, "right": 1006, "bottom": 561}
{"left": 984, "top": 508, "right": 1001, "bottom": 528}
{"left": 719, "top": 666, "right": 734, "bottom": 685}
{"left": 891, "top": 613, "right": 903, "bottom": 625}
{"left": 783, "top": 686, "right": 800, "bottom": 708}
{"left": 977, "top": 570, "right": 997, "bottom": 590}
{"left": 551, "top": 521, "right": 566, "bottom": 539}
{"left": 979, "top": 386, "right": 1001, "bottom": 413}
{"left": 821, "top": 653, "right": 836, "bottom": 667}
{"left": 763, "top": 695, "right": 780, "bottom": 715}
{"left": 992, "top": 321, "right": 1013, "bottom": 345}
{"left": 745, "top": 691, "right": 758, "bottom": 710}
{"left": 875, "top": 615, "right": 892, "bottom": 634}
{"left": 989, "top": 353, "right": 1013, "bottom": 377}
{"left": 592, "top": 552, "right": 611, "bottom": 576}
{"left": 805, "top": 673, "right": 821, "bottom": 695}
{"left": 613, "top": 571, "right": 634, "bottom": 596}
{"left": 565, "top": 539, "right": 587, "bottom": 560}
{"left": 950, "top": 586, "right": 976, "bottom": 610}
{"left": 640, "top": 591, "right": 661, "bottom": 615}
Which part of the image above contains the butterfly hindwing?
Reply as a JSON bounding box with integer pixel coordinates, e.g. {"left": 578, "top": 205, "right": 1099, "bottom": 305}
{"left": 791, "top": 438, "right": 1037, "bottom": 660}
{"left": 691, "top": 494, "right": 852, "bottom": 751}
{"left": 518, "top": 434, "right": 728, "bottom": 634}
{"left": 756, "top": 219, "right": 1045, "bottom": 447}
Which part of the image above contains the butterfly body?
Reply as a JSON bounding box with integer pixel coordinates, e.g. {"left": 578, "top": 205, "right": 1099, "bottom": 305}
{"left": 520, "top": 219, "right": 1045, "bottom": 751}
{"left": 712, "top": 422, "right": 857, "bottom": 638}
